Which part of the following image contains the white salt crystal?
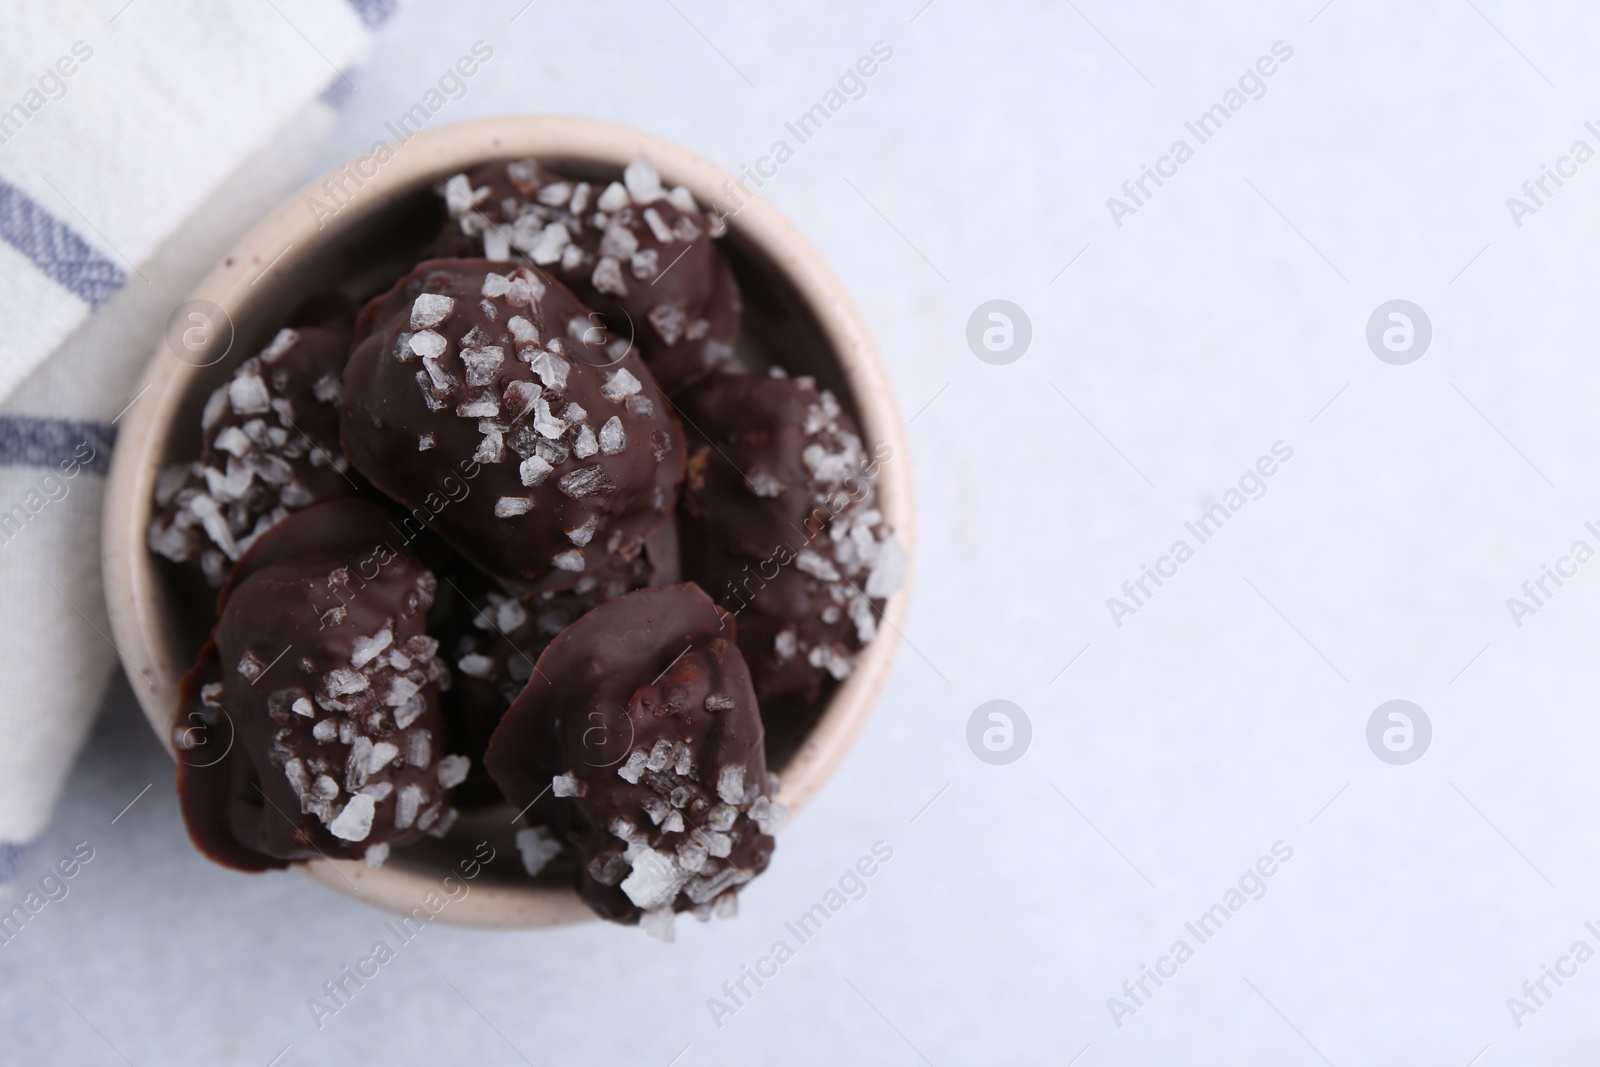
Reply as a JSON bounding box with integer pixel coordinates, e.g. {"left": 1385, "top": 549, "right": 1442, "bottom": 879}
{"left": 437, "top": 754, "right": 470, "bottom": 788}
{"left": 367, "top": 741, "right": 399, "bottom": 774}
{"left": 619, "top": 848, "right": 686, "bottom": 910}
{"left": 618, "top": 749, "right": 648, "bottom": 784}
{"left": 327, "top": 794, "right": 376, "bottom": 841}
{"left": 717, "top": 765, "right": 745, "bottom": 805}
{"left": 591, "top": 256, "right": 628, "bottom": 296}
{"left": 460, "top": 346, "right": 504, "bottom": 386}
{"left": 600, "top": 368, "right": 641, "bottom": 400}
{"left": 213, "top": 426, "right": 251, "bottom": 457}
{"left": 518, "top": 454, "right": 553, "bottom": 486}
{"left": 260, "top": 328, "right": 299, "bottom": 362}
{"left": 572, "top": 423, "right": 598, "bottom": 458}
{"left": 507, "top": 315, "right": 538, "bottom": 345}
{"left": 795, "top": 549, "right": 841, "bottom": 581}
{"left": 530, "top": 222, "right": 569, "bottom": 265}
{"left": 494, "top": 496, "right": 534, "bottom": 518}
{"left": 624, "top": 157, "right": 663, "bottom": 203}
{"left": 409, "top": 330, "right": 447, "bottom": 360}
{"left": 642, "top": 207, "right": 675, "bottom": 244}
{"left": 395, "top": 784, "right": 424, "bottom": 829}
{"left": 639, "top": 907, "right": 676, "bottom": 942}
{"left": 597, "top": 180, "right": 629, "bottom": 212}
{"left": 530, "top": 350, "right": 569, "bottom": 392}
{"left": 229, "top": 374, "right": 272, "bottom": 415}
{"left": 410, "top": 294, "right": 455, "bottom": 329}
{"left": 407, "top": 730, "right": 431, "bottom": 769}
{"left": 598, "top": 416, "right": 626, "bottom": 455}
{"left": 351, "top": 627, "right": 393, "bottom": 668}
{"left": 516, "top": 826, "right": 563, "bottom": 877}
{"left": 565, "top": 516, "right": 597, "bottom": 547}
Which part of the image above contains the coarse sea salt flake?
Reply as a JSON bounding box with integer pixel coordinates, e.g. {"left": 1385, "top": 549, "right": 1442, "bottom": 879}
{"left": 618, "top": 749, "right": 647, "bottom": 784}
{"left": 395, "top": 784, "right": 424, "bottom": 829}
{"left": 368, "top": 741, "right": 400, "bottom": 774}
{"left": 410, "top": 330, "right": 447, "bottom": 359}
{"left": 516, "top": 826, "right": 563, "bottom": 877}
{"left": 351, "top": 628, "right": 393, "bottom": 668}
{"left": 620, "top": 848, "right": 685, "bottom": 910}
{"left": 572, "top": 423, "right": 598, "bottom": 458}
{"left": 599, "top": 416, "right": 626, "bottom": 454}
{"left": 410, "top": 293, "right": 455, "bottom": 329}
{"left": 437, "top": 754, "right": 470, "bottom": 788}
{"left": 565, "top": 515, "right": 597, "bottom": 546}
{"left": 327, "top": 794, "right": 376, "bottom": 841}
{"left": 717, "top": 765, "right": 745, "bottom": 805}
{"left": 624, "top": 157, "right": 664, "bottom": 203}
{"left": 260, "top": 328, "right": 299, "bottom": 362}
{"left": 518, "top": 454, "right": 553, "bottom": 487}
{"left": 600, "top": 368, "right": 641, "bottom": 400}
{"left": 597, "top": 181, "right": 629, "bottom": 212}
{"left": 214, "top": 426, "right": 251, "bottom": 456}
{"left": 643, "top": 207, "right": 675, "bottom": 244}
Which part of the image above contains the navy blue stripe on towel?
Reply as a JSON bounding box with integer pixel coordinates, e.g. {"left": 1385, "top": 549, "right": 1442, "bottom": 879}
{"left": 0, "top": 178, "right": 126, "bottom": 308}
{"left": 344, "top": 0, "right": 398, "bottom": 28}
{"left": 0, "top": 417, "right": 115, "bottom": 475}
{"left": 0, "top": 839, "right": 32, "bottom": 884}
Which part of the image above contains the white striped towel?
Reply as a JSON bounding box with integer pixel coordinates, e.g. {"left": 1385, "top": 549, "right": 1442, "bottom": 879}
{"left": 0, "top": 0, "right": 396, "bottom": 883}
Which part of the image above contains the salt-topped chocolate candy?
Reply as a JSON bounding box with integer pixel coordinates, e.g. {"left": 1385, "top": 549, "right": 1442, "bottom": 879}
{"left": 678, "top": 371, "right": 906, "bottom": 701}
{"left": 435, "top": 521, "right": 681, "bottom": 808}
{"left": 431, "top": 157, "right": 742, "bottom": 394}
{"left": 340, "top": 259, "right": 684, "bottom": 594}
{"left": 484, "top": 584, "right": 781, "bottom": 938}
{"left": 150, "top": 293, "right": 357, "bottom": 586}
{"left": 174, "top": 499, "right": 463, "bottom": 870}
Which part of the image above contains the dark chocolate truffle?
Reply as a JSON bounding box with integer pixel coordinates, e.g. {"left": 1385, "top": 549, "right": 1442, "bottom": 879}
{"left": 174, "top": 499, "right": 463, "bottom": 870}
{"left": 431, "top": 157, "right": 741, "bottom": 393}
{"left": 149, "top": 294, "right": 357, "bottom": 586}
{"left": 483, "top": 584, "right": 783, "bottom": 939}
{"left": 339, "top": 259, "right": 684, "bottom": 594}
{"left": 677, "top": 371, "right": 906, "bottom": 701}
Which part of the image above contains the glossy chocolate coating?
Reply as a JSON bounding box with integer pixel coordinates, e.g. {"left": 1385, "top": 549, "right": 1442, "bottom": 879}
{"left": 677, "top": 371, "right": 906, "bottom": 701}
{"left": 340, "top": 259, "right": 684, "bottom": 594}
{"left": 483, "top": 584, "right": 780, "bottom": 933}
{"left": 174, "top": 499, "right": 463, "bottom": 870}
{"left": 430, "top": 157, "right": 741, "bottom": 394}
{"left": 149, "top": 293, "right": 357, "bottom": 586}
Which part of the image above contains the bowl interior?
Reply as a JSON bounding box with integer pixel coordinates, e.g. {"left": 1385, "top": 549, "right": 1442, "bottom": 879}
{"left": 111, "top": 121, "right": 912, "bottom": 924}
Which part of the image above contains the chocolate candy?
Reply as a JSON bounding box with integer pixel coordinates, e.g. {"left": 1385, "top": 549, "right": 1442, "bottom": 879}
{"left": 677, "top": 371, "right": 906, "bottom": 701}
{"left": 484, "top": 584, "right": 782, "bottom": 939}
{"left": 174, "top": 499, "right": 463, "bottom": 870}
{"left": 340, "top": 259, "right": 684, "bottom": 594}
{"left": 431, "top": 157, "right": 742, "bottom": 393}
{"left": 435, "top": 520, "right": 682, "bottom": 809}
{"left": 150, "top": 293, "right": 357, "bottom": 586}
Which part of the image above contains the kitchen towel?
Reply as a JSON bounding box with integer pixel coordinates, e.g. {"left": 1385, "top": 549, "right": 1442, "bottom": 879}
{"left": 0, "top": 0, "right": 393, "bottom": 882}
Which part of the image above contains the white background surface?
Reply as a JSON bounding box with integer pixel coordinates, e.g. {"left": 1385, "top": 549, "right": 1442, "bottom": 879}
{"left": 9, "top": 1, "right": 1600, "bottom": 1063}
